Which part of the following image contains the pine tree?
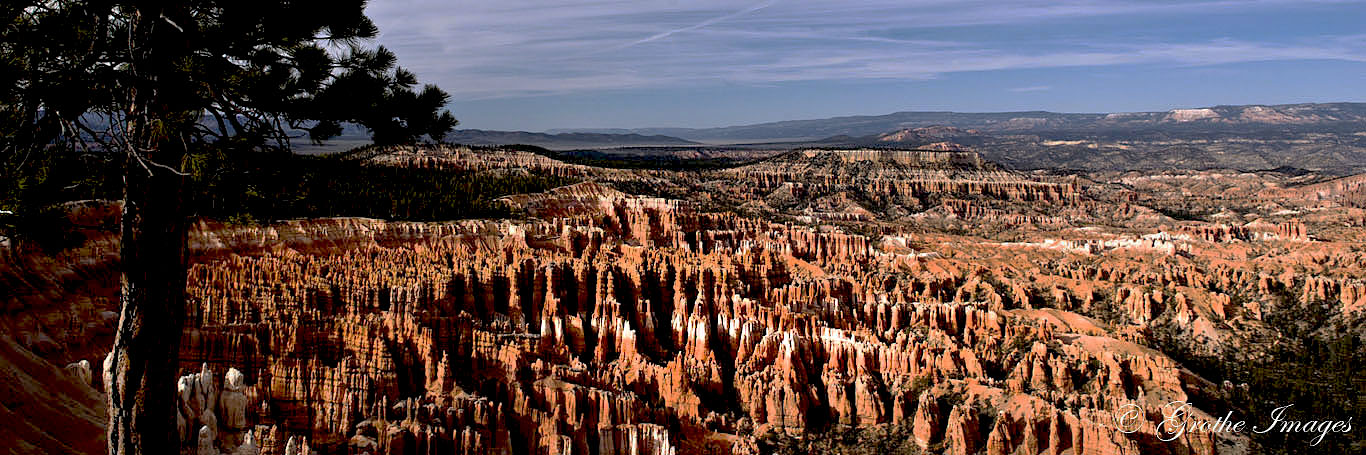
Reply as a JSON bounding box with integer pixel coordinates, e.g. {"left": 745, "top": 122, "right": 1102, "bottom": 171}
{"left": 1, "top": 1, "right": 455, "bottom": 453}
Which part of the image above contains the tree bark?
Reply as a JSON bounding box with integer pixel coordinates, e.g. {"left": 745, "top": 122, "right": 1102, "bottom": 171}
{"left": 106, "top": 146, "right": 187, "bottom": 454}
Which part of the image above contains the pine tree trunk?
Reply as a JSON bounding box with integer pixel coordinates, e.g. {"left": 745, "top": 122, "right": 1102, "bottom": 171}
{"left": 106, "top": 146, "right": 187, "bottom": 454}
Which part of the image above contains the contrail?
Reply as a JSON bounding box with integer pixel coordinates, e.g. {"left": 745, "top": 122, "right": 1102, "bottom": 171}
{"left": 617, "top": 0, "right": 781, "bottom": 49}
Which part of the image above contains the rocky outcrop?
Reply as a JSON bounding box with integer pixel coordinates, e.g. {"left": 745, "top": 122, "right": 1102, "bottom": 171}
{"left": 167, "top": 191, "right": 1253, "bottom": 454}
{"left": 9, "top": 147, "right": 1365, "bottom": 454}
{"left": 722, "top": 149, "right": 1079, "bottom": 207}
{"left": 1292, "top": 172, "right": 1366, "bottom": 207}
{"left": 0, "top": 334, "right": 107, "bottom": 454}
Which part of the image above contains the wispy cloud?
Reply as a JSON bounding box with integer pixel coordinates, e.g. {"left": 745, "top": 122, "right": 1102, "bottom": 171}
{"left": 616, "top": 0, "right": 782, "bottom": 49}
{"left": 1010, "top": 85, "right": 1053, "bottom": 92}
{"left": 364, "top": 0, "right": 1366, "bottom": 100}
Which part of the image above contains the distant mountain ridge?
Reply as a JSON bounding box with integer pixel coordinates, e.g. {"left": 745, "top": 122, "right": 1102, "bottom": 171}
{"left": 548, "top": 102, "right": 1366, "bottom": 142}
{"left": 447, "top": 129, "right": 698, "bottom": 149}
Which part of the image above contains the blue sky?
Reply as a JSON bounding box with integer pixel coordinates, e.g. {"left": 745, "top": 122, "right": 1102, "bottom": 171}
{"left": 365, "top": 0, "right": 1366, "bottom": 131}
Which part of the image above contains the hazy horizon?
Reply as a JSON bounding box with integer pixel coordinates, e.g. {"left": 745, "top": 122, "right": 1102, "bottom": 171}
{"left": 460, "top": 100, "right": 1366, "bottom": 133}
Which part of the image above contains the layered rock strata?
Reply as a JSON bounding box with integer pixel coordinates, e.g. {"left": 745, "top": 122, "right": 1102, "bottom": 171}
{"left": 5, "top": 147, "right": 1363, "bottom": 454}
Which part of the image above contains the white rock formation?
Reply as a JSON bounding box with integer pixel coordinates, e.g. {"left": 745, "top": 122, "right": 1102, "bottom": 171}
{"left": 197, "top": 425, "right": 216, "bottom": 455}
{"left": 102, "top": 351, "right": 114, "bottom": 393}
{"left": 219, "top": 368, "right": 249, "bottom": 429}
{"left": 65, "top": 359, "right": 92, "bottom": 386}
{"left": 234, "top": 430, "right": 260, "bottom": 455}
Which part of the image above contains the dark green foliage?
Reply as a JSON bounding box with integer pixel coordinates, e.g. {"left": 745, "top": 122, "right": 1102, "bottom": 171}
{"left": 1149, "top": 294, "right": 1366, "bottom": 454}
{"left": 0, "top": 150, "right": 118, "bottom": 212}
{"left": 0, "top": 0, "right": 457, "bottom": 151}
{"left": 185, "top": 149, "right": 577, "bottom": 222}
{"left": 1, "top": 203, "right": 85, "bottom": 254}
{"left": 501, "top": 144, "right": 748, "bottom": 171}
{"left": 604, "top": 180, "right": 688, "bottom": 200}
{"left": 0, "top": 150, "right": 119, "bottom": 249}
{"left": 1226, "top": 333, "right": 1365, "bottom": 454}
{"left": 834, "top": 221, "right": 887, "bottom": 240}
{"left": 903, "top": 375, "right": 932, "bottom": 400}
{"left": 1152, "top": 206, "right": 1214, "bottom": 221}
{"left": 2, "top": 0, "right": 463, "bottom": 237}
{"left": 1087, "top": 298, "right": 1131, "bottom": 326}
{"left": 1, "top": 147, "right": 578, "bottom": 232}
{"left": 757, "top": 425, "right": 924, "bottom": 455}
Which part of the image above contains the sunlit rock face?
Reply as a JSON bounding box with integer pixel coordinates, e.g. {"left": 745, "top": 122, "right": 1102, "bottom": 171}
{"left": 4, "top": 145, "right": 1365, "bottom": 454}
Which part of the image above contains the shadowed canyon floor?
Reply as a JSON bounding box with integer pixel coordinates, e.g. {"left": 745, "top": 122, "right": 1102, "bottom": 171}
{"left": 3, "top": 146, "right": 1365, "bottom": 454}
